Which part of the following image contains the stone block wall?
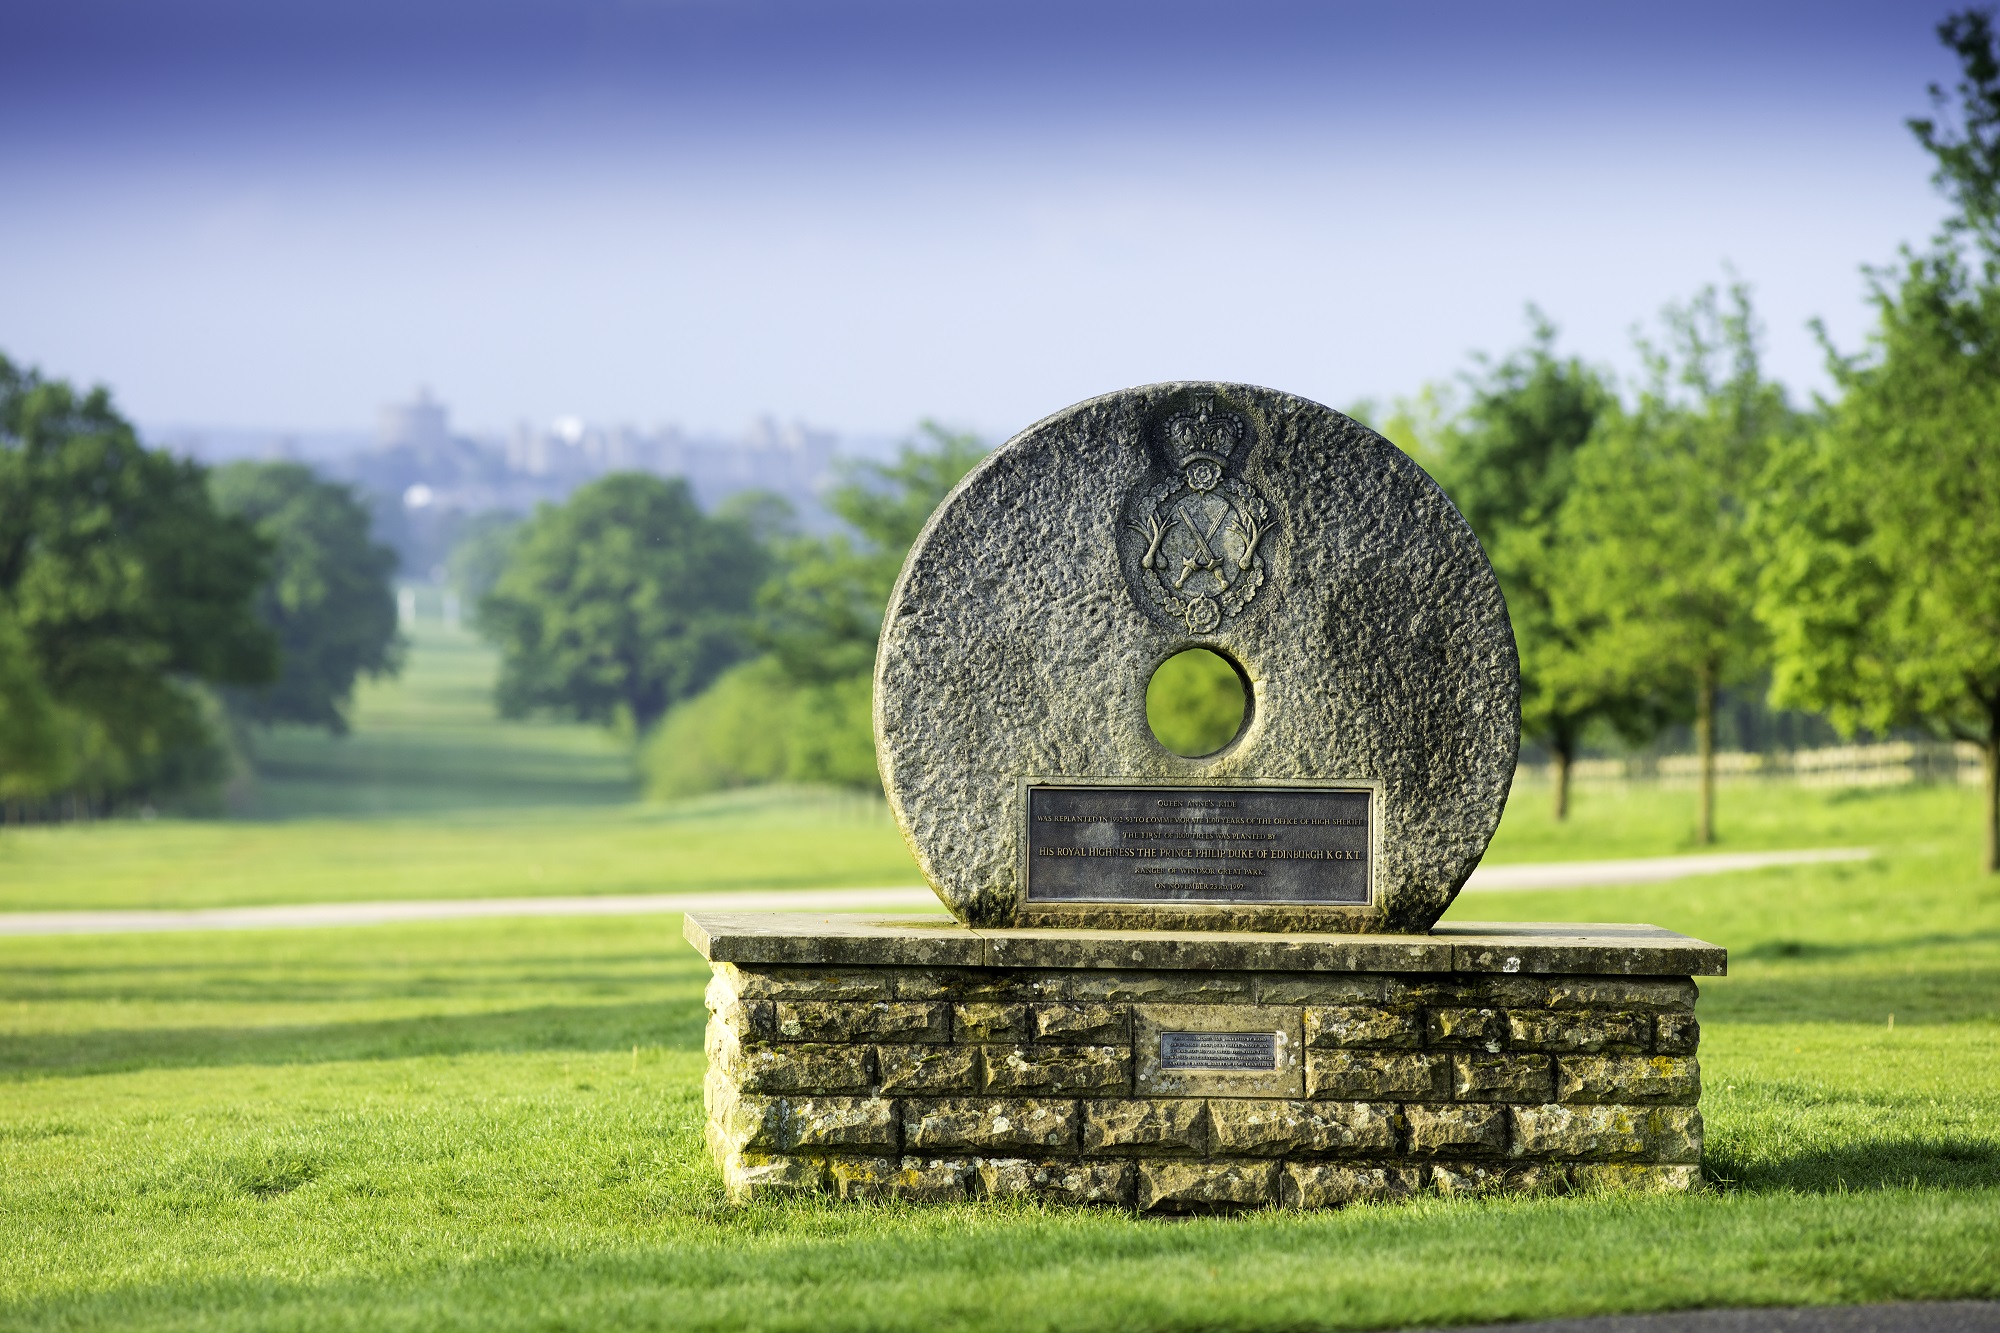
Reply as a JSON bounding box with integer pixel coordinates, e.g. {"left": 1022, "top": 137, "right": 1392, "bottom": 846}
{"left": 703, "top": 960, "right": 1704, "bottom": 1210}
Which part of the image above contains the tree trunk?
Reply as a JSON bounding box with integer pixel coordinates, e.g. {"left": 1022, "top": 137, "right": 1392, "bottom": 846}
{"left": 1696, "top": 664, "right": 1717, "bottom": 847}
{"left": 1552, "top": 729, "right": 1574, "bottom": 823}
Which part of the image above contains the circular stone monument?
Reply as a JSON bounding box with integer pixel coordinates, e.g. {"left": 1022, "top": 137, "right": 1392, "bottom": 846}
{"left": 874, "top": 382, "right": 1519, "bottom": 934}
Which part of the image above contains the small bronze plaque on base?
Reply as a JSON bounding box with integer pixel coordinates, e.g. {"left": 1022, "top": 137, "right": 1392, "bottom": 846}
{"left": 1025, "top": 783, "right": 1373, "bottom": 906}
{"left": 1160, "top": 1031, "right": 1279, "bottom": 1071}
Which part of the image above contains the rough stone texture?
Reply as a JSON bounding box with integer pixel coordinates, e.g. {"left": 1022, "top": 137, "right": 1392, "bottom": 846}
{"left": 1404, "top": 1104, "right": 1509, "bottom": 1155}
{"left": 1509, "top": 1104, "right": 1703, "bottom": 1163}
{"left": 1307, "top": 1051, "right": 1450, "bottom": 1101}
{"left": 776, "top": 1000, "right": 947, "bottom": 1043}
{"left": 903, "top": 1098, "right": 1080, "bottom": 1152}
{"left": 1304, "top": 1005, "right": 1423, "bottom": 1050}
{"left": 982, "top": 1044, "right": 1130, "bottom": 1095}
{"left": 828, "top": 1156, "right": 973, "bottom": 1202}
{"left": 1506, "top": 1009, "right": 1651, "bottom": 1053}
{"left": 980, "top": 1158, "right": 1134, "bottom": 1205}
{"left": 1137, "top": 1160, "right": 1282, "bottom": 1211}
{"left": 1207, "top": 1099, "right": 1398, "bottom": 1156}
{"left": 1282, "top": 1163, "right": 1424, "bottom": 1208}
{"left": 1554, "top": 1055, "right": 1701, "bottom": 1104}
{"left": 870, "top": 382, "right": 1520, "bottom": 933}
{"left": 695, "top": 917, "right": 1717, "bottom": 1211}
{"left": 875, "top": 1044, "right": 980, "bottom": 1095}
{"left": 688, "top": 913, "right": 1725, "bottom": 977}
{"left": 1084, "top": 1099, "right": 1209, "bottom": 1154}
{"left": 1451, "top": 1052, "right": 1555, "bottom": 1103}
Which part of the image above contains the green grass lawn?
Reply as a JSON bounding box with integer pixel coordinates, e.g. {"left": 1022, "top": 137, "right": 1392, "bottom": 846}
{"left": 3, "top": 838, "right": 1996, "bottom": 1330}
{"left": 235, "top": 622, "right": 641, "bottom": 819}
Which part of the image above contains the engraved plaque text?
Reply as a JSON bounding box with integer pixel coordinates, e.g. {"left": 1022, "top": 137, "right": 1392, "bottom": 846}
{"left": 1160, "top": 1031, "right": 1279, "bottom": 1071}
{"left": 1026, "top": 783, "right": 1371, "bottom": 904}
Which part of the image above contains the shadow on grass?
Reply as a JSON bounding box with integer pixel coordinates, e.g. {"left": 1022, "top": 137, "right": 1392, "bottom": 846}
{"left": 0, "top": 1000, "right": 708, "bottom": 1081}
{"left": 1698, "top": 968, "right": 2000, "bottom": 1025}
{"left": 0, "top": 954, "right": 701, "bottom": 1007}
{"left": 1710, "top": 1136, "right": 2000, "bottom": 1192}
{"left": 1736, "top": 930, "right": 2000, "bottom": 963}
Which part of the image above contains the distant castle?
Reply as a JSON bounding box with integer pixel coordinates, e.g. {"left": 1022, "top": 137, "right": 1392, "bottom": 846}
{"left": 365, "top": 389, "right": 842, "bottom": 522}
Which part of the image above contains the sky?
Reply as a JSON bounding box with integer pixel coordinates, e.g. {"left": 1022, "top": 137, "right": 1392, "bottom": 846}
{"left": 0, "top": 0, "right": 1970, "bottom": 442}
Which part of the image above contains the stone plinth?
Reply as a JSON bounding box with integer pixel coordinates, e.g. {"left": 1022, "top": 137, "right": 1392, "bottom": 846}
{"left": 688, "top": 913, "right": 1725, "bottom": 1210}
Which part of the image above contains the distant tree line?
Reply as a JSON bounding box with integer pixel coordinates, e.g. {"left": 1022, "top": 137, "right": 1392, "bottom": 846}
{"left": 0, "top": 357, "right": 401, "bottom": 817}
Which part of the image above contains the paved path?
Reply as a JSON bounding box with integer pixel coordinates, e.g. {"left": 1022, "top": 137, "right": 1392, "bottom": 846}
{"left": 0, "top": 847, "right": 1872, "bottom": 937}
{"left": 0, "top": 886, "right": 944, "bottom": 936}
{"left": 1459, "top": 846, "right": 1873, "bottom": 892}
{"left": 1424, "top": 1301, "right": 1999, "bottom": 1333}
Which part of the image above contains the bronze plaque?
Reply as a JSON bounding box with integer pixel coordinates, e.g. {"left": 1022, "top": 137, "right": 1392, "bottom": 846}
{"left": 1025, "top": 783, "right": 1372, "bottom": 905}
{"left": 1159, "top": 1031, "right": 1279, "bottom": 1071}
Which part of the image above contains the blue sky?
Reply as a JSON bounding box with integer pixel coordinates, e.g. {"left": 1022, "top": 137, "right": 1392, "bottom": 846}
{"left": 0, "top": 0, "right": 1967, "bottom": 440}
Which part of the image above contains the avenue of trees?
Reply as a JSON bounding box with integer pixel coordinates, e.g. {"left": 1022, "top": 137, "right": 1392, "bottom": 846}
{"left": 0, "top": 357, "right": 402, "bottom": 814}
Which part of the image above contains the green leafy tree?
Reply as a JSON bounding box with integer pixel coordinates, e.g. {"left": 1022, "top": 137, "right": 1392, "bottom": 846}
{"left": 478, "top": 473, "right": 768, "bottom": 732}
{"left": 0, "top": 354, "right": 276, "bottom": 804}
{"left": 643, "top": 424, "right": 987, "bottom": 796}
{"left": 758, "top": 422, "right": 988, "bottom": 687}
{"left": 0, "top": 606, "right": 70, "bottom": 801}
{"left": 210, "top": 462, "right": 402, "bottom": 733}
{"left": 1145, "top": 649, "right": 1247, "bottom": 758}
{"left": 1761, "top": 10, "right": 2000, "bottom": 871}
{"left": 1557, "top": 285, "right": 1799, "bottom": 845}
{"left": 1425, "top": 313, "right": 1657, "bottom": 821}
{"left": 756, "top": 422, "right": 986, "bottom": 786}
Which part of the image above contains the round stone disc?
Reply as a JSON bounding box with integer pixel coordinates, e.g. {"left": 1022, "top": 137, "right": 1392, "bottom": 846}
{"left": 873, "top": 382, "right": 1519, "bottom": 933}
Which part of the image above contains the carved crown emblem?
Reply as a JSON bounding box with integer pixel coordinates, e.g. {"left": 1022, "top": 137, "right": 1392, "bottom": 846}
{"left": 1157, "top": 402, "right": 1248, "bottom": 471}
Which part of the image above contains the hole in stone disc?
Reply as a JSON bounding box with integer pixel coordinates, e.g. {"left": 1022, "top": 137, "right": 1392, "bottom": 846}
{"left": 1145, "top": 648, "right": 1250, "bottom": 758}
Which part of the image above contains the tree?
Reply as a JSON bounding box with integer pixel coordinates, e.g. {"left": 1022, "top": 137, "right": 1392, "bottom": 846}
{"left": 210, "top": 462, "right": 402, "bottom": 733}
{"left": 757, "top": 422, "right": 988, "bottom": 686}
{"left": 0, "top": 606, "right": 69, "bottom": 801}
{"left": 0, "top": 354, "right": 277, "bottom": 805}
{"left": 642, "top": 424, "right": 988, "bottom": 797}
{"left": 1556, "top": 285, "right": 1798, "bottom": 845}
{"left": 478, "top": 473, "right": 768, "bottom": 732}
{"left": 1426, "top": 313, "right": 1643, "bottom": 820}
{"left": 1761, "top": 9, "right": 2000, "bottom": 872}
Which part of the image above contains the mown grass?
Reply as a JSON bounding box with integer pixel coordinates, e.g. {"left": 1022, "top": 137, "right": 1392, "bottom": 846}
{"left": 2, "top": 847, "right": 1997, "bottom": 1330}
{"left": 241, "top": 620, "right": 642, "bottom": 818}
{"left": 1482, "top": 775, "right": 1973, "bottom": 864}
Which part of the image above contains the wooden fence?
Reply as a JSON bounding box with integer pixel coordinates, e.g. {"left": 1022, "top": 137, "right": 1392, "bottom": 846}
{"left": 1515, "top": 740, "right": 1984, "bottom": 790}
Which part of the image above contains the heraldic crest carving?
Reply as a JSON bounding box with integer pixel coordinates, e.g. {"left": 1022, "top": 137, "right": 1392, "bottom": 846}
{"left": 1121, "top": 395, "right": 1274, "bottom": 634}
